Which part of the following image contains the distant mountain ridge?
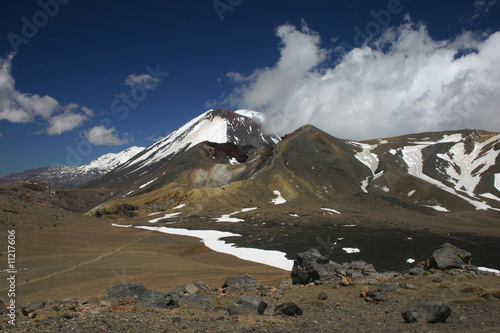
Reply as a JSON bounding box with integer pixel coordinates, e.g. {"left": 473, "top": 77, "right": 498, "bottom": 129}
{"left": 0, "top": 146, "right": 144, "bottom": 189}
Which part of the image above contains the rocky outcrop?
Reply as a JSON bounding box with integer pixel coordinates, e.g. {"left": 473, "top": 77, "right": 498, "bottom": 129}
{"left": 227, "top": 295, "right": 267, "bottom": 316}
{"left": 291, "top": 249, "right": 399, "bottom": 285}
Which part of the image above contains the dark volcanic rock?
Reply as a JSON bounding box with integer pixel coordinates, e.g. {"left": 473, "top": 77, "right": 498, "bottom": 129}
{"left": 107, "top": 284, "right": 147, "bottom": 303}
{"left": 274, "top": 302, "right": 303, "bottom": 316}
{"left": 222, "top": 274, "right": 260, "bottom": 292}
{"left": 137, "top": 289, "right": 174, "bottom": 308}
{"left": 426, "top": 243, "right": 472, "bottom": 270}
{"left": 291, "top": 249, "right": 341, "bottom": 285}
{"left": 107, "top": 284, "right": 176, "bottom": 308}
{"left": 227, "top": 295, "right": 268, "bottom": 316}
{"left": 402, "top": 301, "right": 451, "bottom": 323}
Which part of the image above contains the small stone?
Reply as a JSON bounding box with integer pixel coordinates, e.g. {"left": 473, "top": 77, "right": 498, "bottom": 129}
{"left": 184, "top": 282, "right": 199, "bottom": 295}
{"left": 318, "top": 292, "right": 328, "bottom": 300}
{"left": 459, "top": 315, "right": 467, "bottom": 322}
{"left": 340, "top": 276, "right": 352, "bottom": 286}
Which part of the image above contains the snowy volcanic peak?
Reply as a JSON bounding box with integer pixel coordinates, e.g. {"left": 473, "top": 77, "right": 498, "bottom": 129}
{"left": 81, "top": 146, "right": 145, "bottom": 172}
{"left": 234, "top": 109, "right": 265, "bottom": 123}
{"left": 122, "top": 109, "right": 280, "bottom": 169}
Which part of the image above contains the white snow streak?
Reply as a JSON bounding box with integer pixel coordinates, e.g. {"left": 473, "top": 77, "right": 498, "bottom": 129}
{"left": 321, "top": 208, "right": 341, "bottom": 214}
{"left": 342, "top": 247, "right": 360, "bottom": 254}
{"left": 423, "top": 205, "right": 450, "bottom": 212}
{"left": 149, "top": 212, "right": 182, "bottom": 223}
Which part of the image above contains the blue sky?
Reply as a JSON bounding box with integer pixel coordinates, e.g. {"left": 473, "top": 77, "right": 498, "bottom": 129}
{"left": 0, "top": 0, "right": 499, "bottom": 174}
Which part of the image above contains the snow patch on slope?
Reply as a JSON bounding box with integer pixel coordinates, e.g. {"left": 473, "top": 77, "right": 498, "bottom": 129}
{"left": 495, "top": 174, "right": 500, "bottom": 192}
{"left": 271, "top": 191, "right": 286, "bottom": 205}
{"left": 401, "top": 134, "right": 497, "bottom": 211}
{"left": 436, "top": 134, "right": 500, "bottom": 196}
{"left": 137, "top": 226, "right": 293, "bottom": 271}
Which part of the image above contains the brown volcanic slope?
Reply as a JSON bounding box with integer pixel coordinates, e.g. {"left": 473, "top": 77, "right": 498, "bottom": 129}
{"left": 85, "top": 125, "right": 500, "bottom": 218}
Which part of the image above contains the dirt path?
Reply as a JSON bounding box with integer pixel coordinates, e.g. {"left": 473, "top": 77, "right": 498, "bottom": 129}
{"left": 0, "top": 233, "right": 154, "bottom": 292}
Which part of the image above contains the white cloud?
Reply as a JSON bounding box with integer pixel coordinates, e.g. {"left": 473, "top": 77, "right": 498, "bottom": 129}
{"left": 83, "top": 125, "right": 129, "bottom": 146}
{"left": 125, "top": 73, "right": 159, "bottom": 89}
{"left": 224, "top": 23, "right": 500, "bottom": 140}
{"left": 46, "top": 104, "right": 91, "bottom": 135}
{"left": 0, "top": 53, "right": 93, "bottom": 134}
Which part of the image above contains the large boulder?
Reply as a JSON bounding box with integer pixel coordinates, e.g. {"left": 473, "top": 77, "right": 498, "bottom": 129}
{"left": 227, "top": 295, "right": 267, "bottom": 316}
{"left": 291, "top": 249, "right": 341, "bottom": 285}
{"left": 426, "top": 243, "right": 472, "bottom": 270}
{"left": 402, "top": 301, "right": 451, "bottom": 323}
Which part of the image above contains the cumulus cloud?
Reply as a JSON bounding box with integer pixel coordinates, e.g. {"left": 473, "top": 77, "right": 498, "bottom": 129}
{"left": 46, "top": 104, "right": 93, "bottom": 135}
{"left": 0, "top": 53, "right": 93, "bottom": 134}
{"left": 125, "top": 73, "right": 159, "bottom": 89}
{"left": 82, "top": 125, "right": 129, "bottom": 146}
{"left": 224, "top": 22, "right": 500, "bottom": 139}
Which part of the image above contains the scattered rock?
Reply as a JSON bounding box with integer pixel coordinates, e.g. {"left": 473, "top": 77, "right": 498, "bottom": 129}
{"left": 227, "top": 295, "right": 267, "bottom": 316}
{"left": 276, "top": 279, "right": 293, "bottom": 289}
{"left": 107, "top": 283, "right": 147, "bottom": 303}
{"left": 21, "top": 300, "right": 45, "bottom": 316}
{"left": 366, "top": 291, "right": 388, "bottom": 302}
{"left": 179, "top": 292, "right": 210, "bottom": 309}
{"left": 318, "top": 292, "right": 328, "bottom": 300}
{"left": 184, "top": 282, "right": 199, "bottom": 295}
{"left": 137, "top": 289, "right": 174, "bottom": 308}
{"left": 340, "top": 276, "right": 352, "bottom": 286}
{"left": 426, "top": 243, "right": 472, "bottom": 271}
{"left": 432, "top": 276, "right": 442, "bottom": 283}
{"left": 402, "top": 301, "right": 451, "bottom": 323}
{"left": 274, "top": 302, "right": 303, "bottom": 316}
{"left": 222, "top": 274, "right": 259, "bottom": 293}
{"left": 377, "top": 283, "right": 399, "bottom": 292}
{"left": 111, "top": 297, "right": 136, "bottom": 312}
{"left": 107, "top": 284, "right": 177, "bottom": 308}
